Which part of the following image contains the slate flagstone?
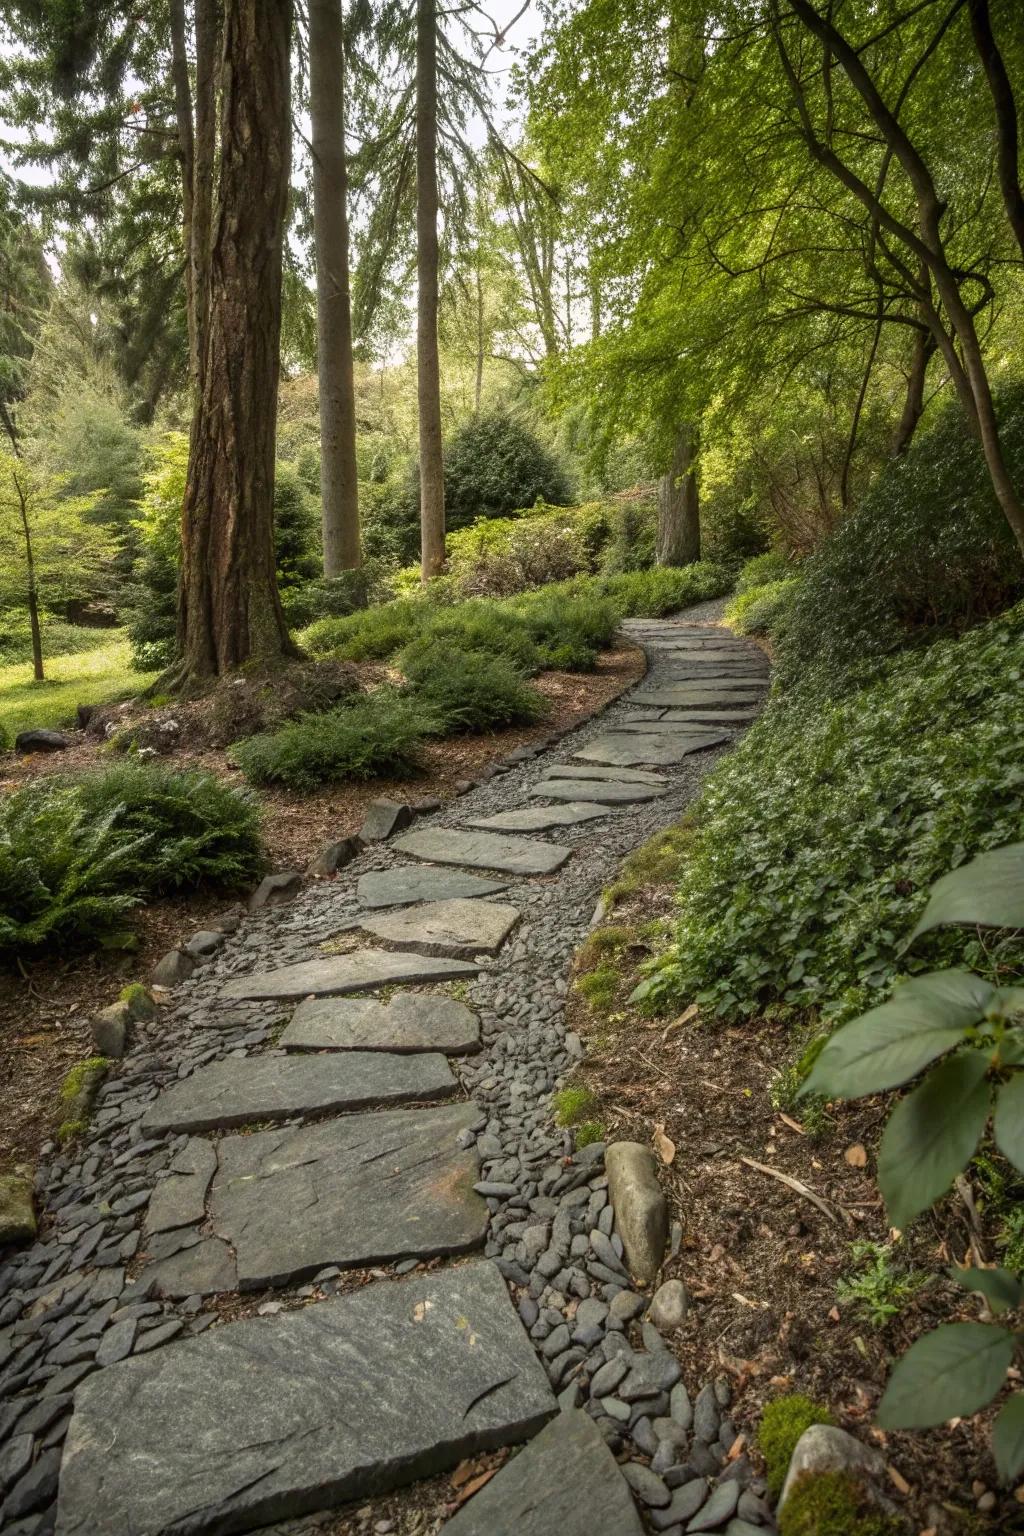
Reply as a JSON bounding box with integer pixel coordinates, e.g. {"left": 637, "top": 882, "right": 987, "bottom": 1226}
{"left": 393, "top": 827, "right": 571, "bottom": 875}
{"left": 462, "top": 803, "right": 609, "bottom": 833}
{"left": 280, "top": 990, "right": 481, "bottom": 1054}
{"left": 356, "top": 867, "right": 512, "bottom": 909}
{"left": 219, "top": 949, "right": 479, "bottom": 1001}
{"left": 360, "top": 897, "right": 521, "bottom": 958}
{"left": 529, "top": 779, "right": 666, "bottom": 805}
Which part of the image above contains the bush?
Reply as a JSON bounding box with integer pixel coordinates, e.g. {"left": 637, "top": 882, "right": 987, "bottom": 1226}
{"left": 599, "top": 562, "right": 734, "bottom": 617}
{"left": 449, "top": 510, "right": 592, "bottom": 597}
{"left": 402, "top": 642, "right": 547, "bottom": 734}
{"left": 280, "top": 561, "right": 396, "bottom": 630}
{"left": 778, "top": 1472, "right": 902, "bottom": 1536}
{"left": 599, "top": 500, "right": 657, "bottom": 574}
{"left": 420, "top": 602, "right": 542, "bottom": 674}
{"left": 727, "top": 577, "right": 801, "bottom": 636}
{"left": 0, "top": 765, "right": 264, "bottom": 952}
{"left": 773, "top": 384, "right": 1024, "bottom": 696}
{"left": 439, "top": 409, "right": 573, "bottom": 531}
{"left": 757, "top": 1395, "right": 835, "bottom": 1499}
{"left": 636, "top": 601, "right": 1024, "bottom": 1024}
{"left": 516, "top": 590, "right": 620, "bottom": 662}
{"left": 300, "top": 598, "right": 426, "bottom": 661}
{"left": 230, "top": 690, "right": 437, "bottom": 790}
{"left": 735, "top": 549, "right": 794, "bottom": 593}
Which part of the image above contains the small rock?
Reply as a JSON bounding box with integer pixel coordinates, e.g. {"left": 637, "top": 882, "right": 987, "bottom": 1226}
{"left": 621, "top": 1461, "right": 671, "bottom": 1508}
{"left": 15, "top": 728, "right": 68, "bottom": 754}
{"left": 308, "top": 837, "right": 361, "bottom": 878}
{"left": 692, "top": 1383, "right": 721, "bottom": 1444}
{"left": 359, "top": 800, "right": 413, "bottom": 843}
{"left": 91, "top": 1001, "right": 130, "bottom": 1059}
{"left": 605, "top": 1142, "right": 668, "bottom": 1284}
{"left": 248, "top": 871, "right": 302, "bottom": 911}
{"left": 670, "top": 1383, "right": 693, "bottom": 1430}
{"left": 209, "top": 905, "right": 245, "bottom": 934}
{"left": 0, "top": 1433, "right": 33, "bottom": 1491}
{"left": 650, "top": 1480, "right": 707, "bottom": 1530}
{"left": 608, "top": 1289, "right": 646, "bottom": 1323}
{"left": 152, "top": 950, "right": 195, "bottom": 988}
{"left": 650, "top": 1278, "right": 689, "bottom": 1332}
{"left": 779, "top": 1424, "right": 893, "bottom": 1513}
{"left": 184, "top": 930, "right": 225, "bottom": 958}
{"left": 2, "top": 1447, "right": 61, "bottom": 1517}
{"left": 0, "top": 1172, "right": 36, "bottom": 1245}
{"left": 686, "top": 1480, "right": 738, "bottom": 1531}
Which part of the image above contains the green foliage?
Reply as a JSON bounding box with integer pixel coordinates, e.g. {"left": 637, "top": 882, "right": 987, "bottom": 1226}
{"left": 575, "top": 963, "right": 619, "bottom": 1012}
{"left": 417, "top": 602, "right": 542, "bottom": 674}
{"left": 515, "top": 588, "right": 619, "bottom": 663}
{"left": 402, "top": 641, "right": 547, "bottom": 733}
{"left": 773, "top": 387, "right": 1024, "bottom": 697}
{"left": 757, "top": 1395, "right": 835, "bottom": 1499}
{"left": 836, "top": 1242, "right": 928, "bottom": 1327}
{"left": 0, "top": 765, "right": 262, "bottom": 953}
{"left": 272, "top": 463, "right": 320, "bottom": 587}
{"left": 230, "top": 690, "right": 437, "bottom": 790}
{"left": 279, "top": 562, "right": 396, "bottom": 630}
{"left": 778, "top": 1471, "right": 903, "bottom": 1536}
{"left": 597, "top": 563, "right": 733, "bottom": 617}
{"left": 60, "top": 1056, "right": 108, "bottom": 1105}
{"left": 574, "top": 1120, "right": 605, "bottom": 1147}
{"left": 727, "top": 578, "right": 800, "bottom": 638}
{"left": 552, "top": 1084, "right": 600, "bottom": 1126}
{"left": 0, "top": 635, "right": 155, "bottom": 741}
{"left": 0, "top": 617, "right": 112, "bottom": 667}
{"left": 638, "top": 604, "right": 1024, "bottom": 1023}
{"left": 301, "top": 598, "right": 425, "bottom": 661}
{"left": 736, "top": 550, "right": 794, "bottom": 594}
{"left": 437, "top": 409, "right": 573, "bottom": 531}
{"left": 446, "top": 504, "right": 594, "bottom": 597}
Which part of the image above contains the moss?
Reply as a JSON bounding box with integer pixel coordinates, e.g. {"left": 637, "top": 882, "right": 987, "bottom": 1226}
{"left": 60, "top": 1056, "right": 109, "bottom": 1105}
{"left": 575, "top": 964, "right": 619, "bottom": 1012}
{"left": 758, "top": 1394, "right": 836, "bottom": 1499}
{"left": 605, "top": 822, "right": 694, "bottom": 905}
{"left": 579, "top": 925, "right": 634, "bottom": 960}
{"left": 553, "top": 1085, "right": 600, "bottom": 1127}
{"left": 119, "top": 982, "right": 157, "bottom": 1020}
{"left": 779, "top": 1471, "right": 903, "bottom": 1536}
{"left": 56, "top": 1118, "right": 89, "bottom": 1144}
{"left": 574, "top": 1120, "right": 606, "bottom": 1148}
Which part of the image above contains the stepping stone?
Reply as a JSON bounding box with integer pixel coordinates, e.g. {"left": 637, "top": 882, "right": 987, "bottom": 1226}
{"left": 143, "top": 1236, "right": 237, "bottom": 1299}
{"left": 361, "top": 898, "right": 521, "bottom": 958}
{"left": 141, "top": 1051, "right": 457, "bottom": 1135}
{"left": 145, "top": 1138, "right": 217, "bottom": 1233}
{"left": 658, "top": 706, "right": 762, "bottom": 724}
{"left": 530, "top": 779, "right": 665, "bottom": 805}
{"left": 393, "top": 827, "right": 571, "bottom": 876}
{"left": 546, "top": 763, "right": 667, "bottom": 786}
{"left": 463, "top": 803, "right": 608, "bottom": 833}
{"left": 220, "top": 949, "right": 479, "bottom": 1002}
{"left": 281, "top": 991, "right": 480, "bottom": 1054}
{"left": 357, "top": 867, "right": 511, "bottom": 909}
{"left": 572, "top": 733, "right": 730, "bottom": 768}
{"left": 208, "top": 1102, "right": 488, "bottom": 1288}
{"left": 443, "top": 1409, "right": 644, "bottom": 1535}
{"left": 632, "top": 688, "right": 764, "bottom": 708}
{"left": 659, "top": 667, "right": 767, "bottom": 683}
{"left": 56, "top": 1261, "right": 555, "bottom": 1536}
{"left": 610, "top": 718, "right": 736, "bottom": 735}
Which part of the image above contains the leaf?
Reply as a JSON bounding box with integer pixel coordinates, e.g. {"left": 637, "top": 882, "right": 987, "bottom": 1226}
{"left": 908, "top": 842, "right": 1024, "bottom": 944}
{"left": 844, "top": 1142, "right": 867, "bottom": 1167}
{"left": 994, "top": 1074, "right": 1024, "bottom": 1175}
{"left": 994, "top": 1395, "right": 1024, "bottom": 1484}
{"left": 877, "top": 1323, "right": 1015, "bottom": 1428}
{"left": 877, "top": 1052, "right": 991, "bottom": 1230}
{"left": 653, "top": 1123, "right": 676, "bottom": 1164}
{"left": 803, "top": 970, "right": 993, "bottom": 1098}
{"left": 950, "top": 1266, "right": 1024, "bottom": 1315}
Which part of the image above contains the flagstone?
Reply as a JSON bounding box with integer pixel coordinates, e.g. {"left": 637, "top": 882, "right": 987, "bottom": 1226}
{"left": 357, "top": 867, "right": 513, "bottom": 909}
{"left": 219, "top": 950, "right": 479, "bottom": 1002}
{"left": 280, "top": 990, "right": 480, "bottom": 1054}
{"left": 360, "top": 897, "right": 521, "bottom": 958}
{"left": 393, "top": 827, "right": 571, "bottom": 875}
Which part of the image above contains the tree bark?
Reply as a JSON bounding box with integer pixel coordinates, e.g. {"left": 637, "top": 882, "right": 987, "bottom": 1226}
{"left": 13, "top": 467, "right": 43, "bottom": 680}
{"left": 310, "top": 0, "right": 360, "bottom": 574}
{"left": 474, "top": 261, "right": 484, "bottom": 413}
{"left": 174, "top": 0, "right": 297, "bottom": 682}
{"left": 891, "top": 326, "right": 935, "bottom": 457}
{"left": 416, "top": 0, "right": 445, "bottom": 580}
{"left": 168, "top": 0, "right": 198, "bottom": 389}
{"left": 657, "top": 425, "right": 701, "bottom": 567}
{"left": 968, "top": 0, "right": 1024, "bottom": 262}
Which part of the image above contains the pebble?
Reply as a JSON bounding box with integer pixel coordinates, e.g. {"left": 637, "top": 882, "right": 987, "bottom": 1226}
{"left": 621, "top": 1461, "right": 671, "bottom": 1508}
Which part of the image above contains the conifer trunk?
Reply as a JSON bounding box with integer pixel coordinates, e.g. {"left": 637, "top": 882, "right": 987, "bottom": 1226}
{"left": 310, "top": 0, "right": 360, "bottom": 574}
{"left": 175, "top": 0, "right": 297, "bottom": 682}
{"left": 416, "top": 0, "right": 445, "bottom": 580}
{"left": 657, "top": 425, "right": 701, "bottom": 567}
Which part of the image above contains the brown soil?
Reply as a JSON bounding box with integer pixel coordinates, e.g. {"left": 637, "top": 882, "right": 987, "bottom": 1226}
{"left": 0, "top": 645, "right": 644, "bottom": 1175}
{"left": 564, "top": 841, "right": 1024, "bottom": 1535}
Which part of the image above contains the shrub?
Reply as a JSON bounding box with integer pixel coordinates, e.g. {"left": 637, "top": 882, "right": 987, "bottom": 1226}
{"left": 402, "top": 642, "right": 547, "bottom": 734}
{"left": 773, "top": 383, "right": 1024, "bottom": 696}
{"left": 300, "top": 598, "right": 425, "bottom": 661}
{"left": 440, "top": 409, "right": 573, "bottom": 531}
{"left": 636, "top": 602, "right": 1024, "bottom": 1024}
{"left": 600, "top": 501, "right": 657, "bottom": 574}
{"left": 778, "top": 1471, "right": 902, "bottom": 1536}
{"left": 0, "top": 765, "right": 264, "bottom": 952}
{"left": 448, "top": 507, "right": 592, "bottom": 597}
{"left": 516, "top": 590, "right": 620, "bottom": 658}
{"left": 757, "top": 1395, "right": 835, "bottom": 1499}
{"left": 735, "top": 549, "right": 794, "bottom": 593}
{"left": 726, "top": 577, "right": 800, "bottom": 636}
{"left": 230, "top": 690, "right": 437, "bottom": 790}
{"left": 599, "top": 562, "right": 733, "bottom": 617}
{"left": 280, "top": 562, "right": 396, "bottom": 630}
{"left": 420, "top": 603, "right": 542, "bottom": 674}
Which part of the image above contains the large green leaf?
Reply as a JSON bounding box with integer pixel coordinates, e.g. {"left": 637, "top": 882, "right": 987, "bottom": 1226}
{"left": 993, "top": 1394, "right": 1024, "bottom": 1484}
{"left": 878, "top": 1052, "right": 991, "bottom": 1230}
{"left": 878, "top": 1323, "right": 1015, "bottom": 1428}
{"left": 950, "top": 1266, "right": 1024, "bottom": 1315}
{"left": 908, "top": 843, "right": 1024, "bottom": 944}
{"left": 803, "top": 970, "right": 992, "bottom": 1098}
{"left": 994, "top": 1073, "right": 1024, "bottom": 1175}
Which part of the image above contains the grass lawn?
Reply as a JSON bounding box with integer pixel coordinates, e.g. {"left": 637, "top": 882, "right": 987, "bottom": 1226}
{"left": 0, "top": 636, "right": 156, "bottom": 742}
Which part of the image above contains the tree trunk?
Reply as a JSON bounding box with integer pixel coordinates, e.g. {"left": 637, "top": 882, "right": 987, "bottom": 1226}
{"left": 168, "top": 0, "right": 197, "bottom": 389}
{"left": 175, "top": 0, "right": 298, "bottom": 683}
{"left": 310, "top": 0, "right": 360, "bottom": 575}
{"left": 657, "top": 425, "right": 701, "bottom": 567}
{"left": 891, "top": 326, "right": 934, "bottom": 457}
{"left": 968, "top": 0, "right": 1024, "bottom": 262}
{"left": 474, "top": 262, "right": 484, "bottom": 414}
{"left": 13, "top": 467, "right": 43, "bottom": 680}
{"left": 416, "top": 0, "right": 445, "bottom": 581}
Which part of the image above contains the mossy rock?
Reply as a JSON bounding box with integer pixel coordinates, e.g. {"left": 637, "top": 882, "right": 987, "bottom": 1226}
{"left": 59, "top": 1056, "right": 109, "bottom": 1141}
{"left": 120, "top": 983, "right": 157, "bottom": 1021}
{"left": 0, "top": 1172, "right": 36, "bottom": 1245}
{"left": 779, "top": 1471, "right": 903, "bottom": 1536}
{"left": 758, "top": 1394, "right": 835, "bottom": 1498}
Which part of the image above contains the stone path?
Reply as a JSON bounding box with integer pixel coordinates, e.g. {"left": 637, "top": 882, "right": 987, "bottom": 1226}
{"left": 0, "top": 601, "right": 778, "bottom": 1536}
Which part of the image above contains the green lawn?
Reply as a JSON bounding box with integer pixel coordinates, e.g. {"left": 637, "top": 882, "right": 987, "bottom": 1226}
{"left": 0, "top": 636, "right": 156, "bottom": 742}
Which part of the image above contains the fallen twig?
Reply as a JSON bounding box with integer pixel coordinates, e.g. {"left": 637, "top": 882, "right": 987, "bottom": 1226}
{"left": 739, "top": 1155, "right": 853, "bottom": 1227}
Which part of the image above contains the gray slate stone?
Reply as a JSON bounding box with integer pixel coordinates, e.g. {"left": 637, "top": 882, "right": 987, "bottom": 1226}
{"left": 632, "top": 687, "right": 763, "bottom": 708}
{"left": 463, "top": 803, "right": 608, "bottom": 833}
{"left": 219, "top": 949, "right": 479, "bottom": 1001}
{"left": 572, "top": 734, "right": 729, "bottom": 768}
{"left": 152, "top": 949, "right": 195, "bottom": 987}
{"left": 361, "top": 897, "right": 521, "bottom": 957}
{"left": 779, "top": 1423, "right": 891, "bottom": 1512}
{"left": 145, "top": 1138, "right": 218, "bottom": 1232}
{"left": 56, "top": 1262, "right": 554, "bottom": 1536}
{"left": 605, "top": 1142, "right": 668, "bottom": 1285}
{"left": 0, "top": 1174, "right": 36, "bottom": 1245}
{"left": 142, "top": 1237, "right": 237, "bottom": 1299}
{"left": 442, "top": 1409, "right": 644, "bottom": 1536}
{"left": 209, "top": 1102, "right": 488, "bottom": 1287}
{"left": 359, "top": 798, "right": 413, "bottom": 843}
{"left": 530, "top": 779, "right": 665, "bottom": 805}
{"left": 356, "top": 867, "right": 511, "bottom": 909}
{"left": 545, "top": 763, "right": 668, "bottom": 786}
{"left": 393, "top": 827, "right": 571, "bottom": 876}
{"left": 15, "top": 728, "right": 68, "bottom": 753}
{"left": 248, "top": 871, "right": 303, "bottom": 911}
{"left": 141, "top": 1051, "right": 457, "bottom": 1134}
{"left": 280, "top": 990, "right": 480, "bottom": 1055}
{"left": 91, "top": 1001, "right": 129, "bottom": 1058}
